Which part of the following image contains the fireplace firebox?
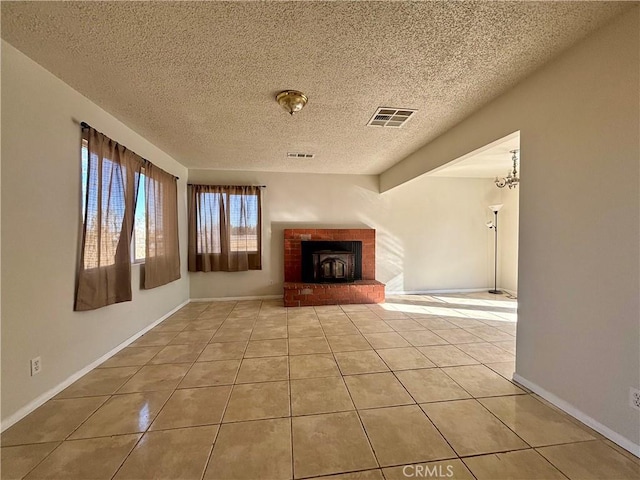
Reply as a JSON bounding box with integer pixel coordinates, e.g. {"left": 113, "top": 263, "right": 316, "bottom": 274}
{"left": 301, "top": 241, "right": 362, "bottom": 283}
{"left": 313, "top": 251, "right": 355, "bottom": 282}
{"left": 284, "top": 229, "right": 384, "bottom": 307}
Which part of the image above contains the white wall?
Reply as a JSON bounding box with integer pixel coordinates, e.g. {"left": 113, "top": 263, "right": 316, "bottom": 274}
{"left": 432, "top": 175, "right": 518, "bottom": 295}
{"left": 381, "top": 9, "right": 640, "bottom": 451}
{"left": 189, "top": 169, "right": 499, "bottom": 299}
{"left": 1, "top": 42, "right": 190, "bottom": 424}
{"left": 498, "top": 186, "right": 519, "bottom": 294}
{"left": 382, "top": 175, "right": 501, "bottom": 294}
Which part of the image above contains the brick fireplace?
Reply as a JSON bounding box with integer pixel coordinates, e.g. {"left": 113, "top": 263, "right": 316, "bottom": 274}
{"left": 283, "top": 228, "right": 385, "bottom": 307}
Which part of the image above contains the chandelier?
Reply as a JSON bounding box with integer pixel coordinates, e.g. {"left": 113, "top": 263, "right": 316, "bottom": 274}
{"left": 495, "top": 149, "right": 520, "bottom": 189}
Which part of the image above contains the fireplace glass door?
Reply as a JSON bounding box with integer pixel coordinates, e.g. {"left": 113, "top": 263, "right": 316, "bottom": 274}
{"left": 312, "top": 251, "right": 355, "bottom": 282}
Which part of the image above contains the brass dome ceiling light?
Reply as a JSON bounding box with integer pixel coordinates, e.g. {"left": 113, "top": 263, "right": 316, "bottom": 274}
{"left": 276, "top": 90, "right": 308, "bottom": 115}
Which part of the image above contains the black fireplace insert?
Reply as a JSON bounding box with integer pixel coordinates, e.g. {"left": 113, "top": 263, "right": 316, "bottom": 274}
{"left": 301, "top": 241, "right": 362, "bottom": 283}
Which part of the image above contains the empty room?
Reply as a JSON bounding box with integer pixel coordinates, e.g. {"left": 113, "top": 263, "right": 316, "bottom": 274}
{"left": 1, "top": 1, "right": 639, "bottom": 479}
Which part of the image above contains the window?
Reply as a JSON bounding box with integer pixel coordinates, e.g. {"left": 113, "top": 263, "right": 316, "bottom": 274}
{"left": 80, "top": 140, "right": 133, "bottom": 269}
{"left": 195, "top": 191, "right": 223, "bottom": 254}
{"left": 143, "top": 162, "right": 181, "bottom": 288}
{"left": 132, "top": 170, "right": 146, "bottom": 263}
{"left": 77, "top": 125, "right": 180, "bottom": 310}
{"left": 229, "top": 193, "right": 259, "bottom": 252}
{"left": 76, "top": 127, "right": 145, "bottom": 310}
{"left": 82, "top": 142, "right": 146, "bottom": 264}
{"left": 188, "top": 185, "right": 262, "bottom": 272}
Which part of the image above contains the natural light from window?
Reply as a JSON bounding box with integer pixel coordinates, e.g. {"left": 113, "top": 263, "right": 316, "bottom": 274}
{"left": 133, "top": 175, "right": 146, "bottom": 262}
{"left": 81, "top": 143, "right": 146, "bottom": 265}
{"left": 229, "top": 194, "right": 258, "bottom": 252}
{"left": 379, "top": 297, "right": 518, "bottom": 324}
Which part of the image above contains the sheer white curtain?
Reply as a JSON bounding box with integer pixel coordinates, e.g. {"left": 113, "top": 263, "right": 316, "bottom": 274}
{"left": 75, "top": 127, "right": 143, "bottom": 311}
{"left": 144, "top": 163, "right": 181, "bottom": 289}
{"left": 188, "top": 185, "right": 262, "bottom": 272}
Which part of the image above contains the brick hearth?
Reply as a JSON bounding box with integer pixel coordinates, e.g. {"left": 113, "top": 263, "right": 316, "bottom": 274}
{"left": 283, "top": 228, "right": 385, "bottom": 307}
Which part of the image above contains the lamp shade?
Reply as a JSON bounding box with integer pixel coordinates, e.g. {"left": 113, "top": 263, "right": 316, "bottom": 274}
{"left": 488, "top": 204, "right": 504, "bottom": 213}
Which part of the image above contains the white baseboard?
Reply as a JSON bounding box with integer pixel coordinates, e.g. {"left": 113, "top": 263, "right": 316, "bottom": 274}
{"left": 192, "top": 290, "right": 519, "bottom": 301}
{"left": 0, "top": 299, "right": 190, "bottom": 433}
{"left": 386, "top": 287, "right": 517, "bottom": 297}
{"left": 385, "top": 288, "right": 491, "bottom": 295}
{"left": 190, "top": 294, "right": 283, "bottom": 302}
{"left": 513, "top": 373, "right": 640, "bottom": 457}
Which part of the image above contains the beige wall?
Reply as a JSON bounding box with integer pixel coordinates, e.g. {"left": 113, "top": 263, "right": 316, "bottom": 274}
{"left": 189, "top": 169, "right": 499, "bottom": 299}
{"left": 431, "top": 174, "right": 518, "bottom": 295}
{"left": 1, "top": 42, "right": 190, "bottom": 424}
{"left": 498, "top": 186, "right": 519, "bottom": 294}
{"left": 381, "top": 9, "right": 640, "bottom": 449}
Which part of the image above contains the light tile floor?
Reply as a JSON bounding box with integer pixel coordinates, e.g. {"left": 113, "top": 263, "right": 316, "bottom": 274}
{"left": 2, "top": 293, "right": 639, "bottom": 479}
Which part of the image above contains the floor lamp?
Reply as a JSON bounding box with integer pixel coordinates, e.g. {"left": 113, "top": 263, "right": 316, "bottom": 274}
{"left": 486, "top": 204, "right": 503, "bottom": 294}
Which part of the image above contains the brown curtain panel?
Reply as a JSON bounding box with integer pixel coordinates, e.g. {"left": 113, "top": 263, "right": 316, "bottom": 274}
{"left": 144, "top": 163, "right": 181, "bottom": 288}
{"left": 75, "top": 127, "right": 143, "bottom": 311}
{"left": 188, "top": 185, "right": 262, "bottom": 272}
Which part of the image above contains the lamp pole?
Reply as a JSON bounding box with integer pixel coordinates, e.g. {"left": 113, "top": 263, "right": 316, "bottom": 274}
{"left": 488, "top": 205, "right": 503, "bottom": 295}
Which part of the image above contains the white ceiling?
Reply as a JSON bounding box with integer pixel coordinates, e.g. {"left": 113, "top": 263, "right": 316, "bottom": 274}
{"left": 1, "top": 2, "right": 631, "bottom": 175}
{"left": 429, "top": 131, "right": 520, "bottom": 178}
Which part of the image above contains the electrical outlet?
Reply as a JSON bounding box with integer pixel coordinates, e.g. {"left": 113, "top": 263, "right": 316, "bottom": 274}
{"left": 30, "top": 357, "right": 42, "bottom": 376}
{"left": 630, "top": 388, "right": 640, "bottom": 411}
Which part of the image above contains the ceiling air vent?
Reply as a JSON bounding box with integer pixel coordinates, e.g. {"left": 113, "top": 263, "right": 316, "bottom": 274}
{"left": 287, "top": 152, "right": 315, "bottom": 159}
{"left": 367, "top": 108, "right": 416, "bottom": 128}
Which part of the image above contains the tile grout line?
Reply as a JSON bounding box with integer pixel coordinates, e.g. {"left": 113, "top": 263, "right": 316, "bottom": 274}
{"left": 298, "top": 296, "right": 512, "bottom": 478}
{"left": 11, "top": 441, "right": 65, "bottom": 479}
{"left": 103, "top": 301, "right": 223, "bottom": 479}
{"left": 366, "top": 302, "right": 517, "bottom": 473}
{"left": 109, "top": 302, "right": 227, "bottom": 480}
{"left": 532, "top": 442, "right": 601, "bottom": 480}
{"left": 412, "top": 305, "right": 517, "bottom": 475}
{"left": 4, "top": 313, "right": 199, "bottom": 479}
{"left": 380, "top": 350, "right": 465, "bottom": 466}
{"left": 317, "top": 305, "right": 383, "bottom": 478}
{"left": 200, "top": 302, "right": 262, "bottom": 479}
{"left": 287, "top": 304, "right": 296, "bottom": 480}
{"left": 200, "top": 299, "right": 246, "bottom": 480}
{"left": 430, "top": 359, "right": 537, "bottom": 457}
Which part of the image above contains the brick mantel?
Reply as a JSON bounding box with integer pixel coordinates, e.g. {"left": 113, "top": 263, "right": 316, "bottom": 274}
{"left": 283, "top": 228, "right": 384, "bottom": 307}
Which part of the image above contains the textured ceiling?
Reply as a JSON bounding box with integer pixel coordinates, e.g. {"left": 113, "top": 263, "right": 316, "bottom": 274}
{"left": 1, "top": 1, "right": 631, "bottom": 174}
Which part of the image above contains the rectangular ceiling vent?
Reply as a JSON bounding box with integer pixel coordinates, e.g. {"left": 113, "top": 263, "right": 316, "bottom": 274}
{"left": 367, "top": 108, "right": 416, "bottom": 128}
{"left": 287, "top": 152, "right": 315, "bottom": 159}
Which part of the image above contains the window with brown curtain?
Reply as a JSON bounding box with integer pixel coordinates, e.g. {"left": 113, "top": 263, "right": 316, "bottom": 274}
{"left": 144, "top": 163, "right": 181, "bottom": 288}
{"left": 188, "top": 185, "right": 262, "bottom": 272}
{"left": 76, "top": 125, "right": 181, "bottom": 310}
{"left": 75, "top": 127, "right": 143, "bottom": 311}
